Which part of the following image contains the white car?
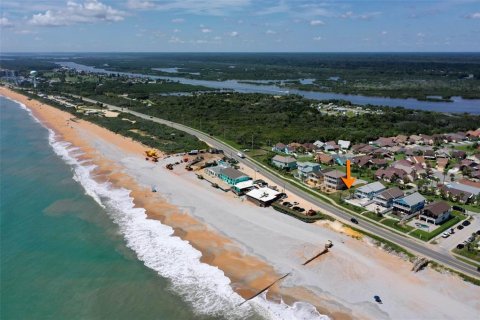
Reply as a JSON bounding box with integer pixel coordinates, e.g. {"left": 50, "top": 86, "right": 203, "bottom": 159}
{"left": 441, "top": 232, "right": 450, "bottom": 238}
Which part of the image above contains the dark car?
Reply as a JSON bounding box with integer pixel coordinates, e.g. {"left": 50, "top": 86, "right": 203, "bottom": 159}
{"left": 374, "top": 295, "right": 382, "bottom": 303}
{"left": 456, "top": 244, "right": 465, "bottom": 249}
{"left": 350, "top": 218, "right": 359, "bottom": 224}
{"left": 476, "top": 230, "right": 480, "bottom": 236}
{"left": 462, "top": 220, "right": 471, "bottom": 227}
{"left": 457, "top": 225, "right": 464, "bottom": 230}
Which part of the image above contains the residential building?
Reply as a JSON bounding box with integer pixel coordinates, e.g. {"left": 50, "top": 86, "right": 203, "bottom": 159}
{"left": 246, "top": 187, "right": 281, "bottom": 207}
{"left": 218, "top": 167, "right": 251, "bottom": 186}
{"left": 393, "top": 192, "right": 426, "bottom": 216}
{"left": 316, "top": 153, "right": 333, "bottom": 165}
{"left": 324, "top": 170, "right": 347, "bottom": 190}
{"left": 232, "top": 180, "right": 255, "bottom": 195}
{"left": 295, "top": 161, "right": 321, "bottom": 180}
{"left": 338, "top": 140, "right": 351, "bottom": 150}
{"left": 305, "top": 171, "right": 325, "bottom": 187}
{"left": 271, "top": 155, "right": 297, "bottom": 170}
{"left": 204, "top": 161, "right": 230, "bottom": 177}
{"left": 355, "top": 181, "right": 386, "bottom": 200}
{"left": 374, "top": 187, "right": 404, "bottom": 208}
{"left": 272, "top": 142, "right": 286, "bottom": 153}
{"left": 418, "top": 201, "right": 451, "bottom": 225}
{"left": 439, "top": 185, "right": 473, "bottom": 204}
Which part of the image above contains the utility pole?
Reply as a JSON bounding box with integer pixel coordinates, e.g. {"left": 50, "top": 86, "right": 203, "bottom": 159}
{"left": 251, "top": 133, "right": 254, "bottom": 150}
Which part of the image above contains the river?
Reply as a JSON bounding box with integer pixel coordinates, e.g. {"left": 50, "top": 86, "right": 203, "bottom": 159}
{"left": 57, "top": 62, "right": 480, "bottom": 114}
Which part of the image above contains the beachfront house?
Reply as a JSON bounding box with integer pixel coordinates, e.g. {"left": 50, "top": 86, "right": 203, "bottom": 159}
{"left": 204, "top": 161, "right": 230, "bottom": 178}
{"left": 323, "top": 170, "right": 346, "bottom": 190}
{"left": 218, "top": 167, "right": 251, "bottom": 186}
{"left": 338, "top": 140, "right": 351, "bottom": 150}
{"left": 418, "top": 201, "right": 451, "bottom": 225}
{"left": 246, "top": 187, "right": 281, "bottom": 207}
{"left": 295, "top": 162, "right": 321, "bottom": 180}
{"left": 393, "top": 192, "right": 426, "bottom": 218}
{"left": 271, "top": 155, "right": 297, "bottom": 170}
{"left": 354, "top": 181, "right": 386, "bottom": 200}
{"left": 232, "top": 180, "right": 255, "bottom": 196}
{"left": 374, "top": 187, "right": 404, "bottom": 208}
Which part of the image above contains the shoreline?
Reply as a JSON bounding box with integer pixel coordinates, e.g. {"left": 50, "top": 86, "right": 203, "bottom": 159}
{"left": 2, "top": 87, "right": 480, "bottom": 320}
{"left": 0, "top": 88, "right": 347, "bottom": 319}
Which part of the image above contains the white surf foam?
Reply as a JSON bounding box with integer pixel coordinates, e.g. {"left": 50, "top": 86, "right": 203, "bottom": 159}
{"left": 12, "top": 97, "right": 329, "bottom": 320}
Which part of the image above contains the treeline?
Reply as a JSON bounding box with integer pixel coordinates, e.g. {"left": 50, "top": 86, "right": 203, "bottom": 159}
{"left": 122, "top": 92, "right": 480, "bottom": 148}
{"left": 17, "top": 89, "right": 207, "bottom": 154}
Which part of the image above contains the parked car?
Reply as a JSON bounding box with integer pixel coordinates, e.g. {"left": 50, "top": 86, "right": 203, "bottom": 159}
{"left": 456, "top": 244, "right": 465, "bottom": 249}
{"left": 449, "top": 228, "right": 455, "bottom": 234}
{"left": 476, "top": 230, "right": 480, "bottom": 236}
{"left": 374, "top": 295, "right": 382, "bottom": 304}
{"left": 350, "top": 218, "right": 359, "bottom": 224}
{"left": 441, "top": 232, "right": 450, "bottom": 238}
{"left": 457, "top": 225, "right": 464, "bottom": 230}
{"left": 462, "top": 221, "right": 471, "bottom": 227}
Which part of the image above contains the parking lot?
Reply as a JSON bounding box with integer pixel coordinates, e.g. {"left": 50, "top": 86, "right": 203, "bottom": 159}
{"left": 435, "top": 214, "right": 480, "bottom": 251}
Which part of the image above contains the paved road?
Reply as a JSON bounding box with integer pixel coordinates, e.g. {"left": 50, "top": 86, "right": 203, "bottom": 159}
{"left": 78, "top": 96, "right": 480, "bottom": 278}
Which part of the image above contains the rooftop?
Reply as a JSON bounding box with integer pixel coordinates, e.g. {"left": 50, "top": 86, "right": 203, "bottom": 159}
{"left": 246, "top": 187, "right": 280, "bottom": 202}
{"left": 220, "top": 167, "right": 249, "bottom": 180}
{"left": 272, "top": 155, "right": 297, "bottom": 164}
{"left": 398, "top": 192, "right": 426, "bottom": 206}
{"left": 324, "top": 170, "right": 346, "bottom": 179}
{"left": 357, "top": 181, "right": 386, "bottom": 194}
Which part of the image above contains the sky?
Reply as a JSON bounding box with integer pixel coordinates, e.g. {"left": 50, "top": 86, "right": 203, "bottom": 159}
{"left": 0, "top": 0, "right": 479, "bottom": 52}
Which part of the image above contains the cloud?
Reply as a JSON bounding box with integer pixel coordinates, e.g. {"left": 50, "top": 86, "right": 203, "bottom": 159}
{"left": 381, "top": 31, "right": 388, "bottom": 36}
{"left": 15, "top": 29, "right": 37, "bottom": 35}
{"left": 171, "top": 18, "right": 185, "bottom": 23}
{"left": 173, "top": 28, "right": 181, "bottom": 33}
{"left": 213, "top": 36, "right": 222, "bottom": 40}
{"left": 0, "top": 17, "right": 14, "bottom": 27}
{"left": 417, "top": 32, "right": 426, "bottom": 38}
{"left": 465, "top": 12, "right": 480, "bottom": 19}
{"left": 128, "top": 0, "right": 251, "bottom": 16}
{"left": 229, "top": 31, "right": 239, "bottom": 37}
{"left": 126, "top": 0, "right": 155, "bottom": 9}
{"left": 28, "top": 0, "right": 125, "bottom": 27}
{"left": 168, "top": 36, "right": 184, "bottom": 43}
{"left": 266, "top": 29, "right": 276, "bottom": 35}
{"left": 201, "top": 28, "right": 212, "bottom": 33}
{"left": 339, "top": 11, "right": 381, "bottom": 20}
{"left": 313, "top": 36, "right": 322, "bottom": 41}
{"left": 310, "top": 19, "right": 324, "bottom": 26}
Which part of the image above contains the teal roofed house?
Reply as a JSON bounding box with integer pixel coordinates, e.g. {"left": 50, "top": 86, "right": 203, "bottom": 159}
{"left": 218, "top": 167, "right": 251, "bottom": 186}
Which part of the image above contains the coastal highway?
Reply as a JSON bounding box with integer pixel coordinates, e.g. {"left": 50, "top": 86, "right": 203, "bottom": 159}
{"left": 76, "top": 95, "right": 480, "bottom": 279}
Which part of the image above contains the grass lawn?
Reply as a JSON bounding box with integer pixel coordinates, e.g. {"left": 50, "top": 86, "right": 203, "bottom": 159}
{"left": 410, "top": 211, "right": 466, "bottom": 241}
{"left": 381, "top": 218, "right": 415, "bottom": 233}
{"left": 453, "top": 247, "right": 480, "bottom": 264}
{"left": 363, "top": 211, "right": 384, "bottom": 221}
{"left": 394, "top": 153, "right": 406, "bottom": 160}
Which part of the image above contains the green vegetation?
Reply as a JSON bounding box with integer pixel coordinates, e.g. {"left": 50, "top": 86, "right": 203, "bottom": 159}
{"left": 16, "top": 89, "right": 207, "bottom": 154}
{"left": 452, "top": 232, "right": 480, "bottom": 264}
{"left": 271, "top": 201, "right": 335, "bottom": 223}
{"left": 83, "top": 92, "right": 480, "bottom": 149}
{"left": 64, "top": 53, "right": 480, "bottom": 101}
{"left": 410, "top": 211, "right": 466, "bottom": 241}
{"left": 381, "top": 218, "right": 415, "bottom": 233}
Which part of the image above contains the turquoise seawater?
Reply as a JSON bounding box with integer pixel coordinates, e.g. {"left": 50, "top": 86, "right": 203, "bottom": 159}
{"left": 0, "top": 96, "right": 327, "bottom": 320}
{"left": 0, "top": 97, "right": 208, "bottom": 320}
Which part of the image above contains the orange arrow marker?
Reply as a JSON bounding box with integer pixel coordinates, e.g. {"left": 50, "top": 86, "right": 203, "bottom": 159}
{"left": 341, "top": 160, "right": 356, "bottom": 189}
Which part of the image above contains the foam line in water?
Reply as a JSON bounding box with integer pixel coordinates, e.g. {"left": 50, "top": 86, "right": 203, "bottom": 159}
{"left": 12, "top": 97, "right": 329, "bottom": 320}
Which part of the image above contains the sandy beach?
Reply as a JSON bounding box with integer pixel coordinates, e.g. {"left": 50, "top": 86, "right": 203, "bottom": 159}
{"left": 2, "top": 86, "right": 479, "bottom": 320}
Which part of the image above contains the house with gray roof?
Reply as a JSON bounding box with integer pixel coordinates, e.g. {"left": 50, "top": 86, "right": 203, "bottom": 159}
{"left": 295, "top": 161, "right": 321, "bottom": 180}
{"left": 355, "top": 181, "right": 386, "bottom": 200}
{"left": 271, "top": 155, "right": 297, "bottom": 170}
{"left": 393, "top": 192, "right": 426, "bottom": 216}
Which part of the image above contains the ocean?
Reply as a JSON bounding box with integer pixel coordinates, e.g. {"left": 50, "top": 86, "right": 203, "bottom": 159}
{"left": 0, "top": 96, "right": 327, "bottom": 320}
